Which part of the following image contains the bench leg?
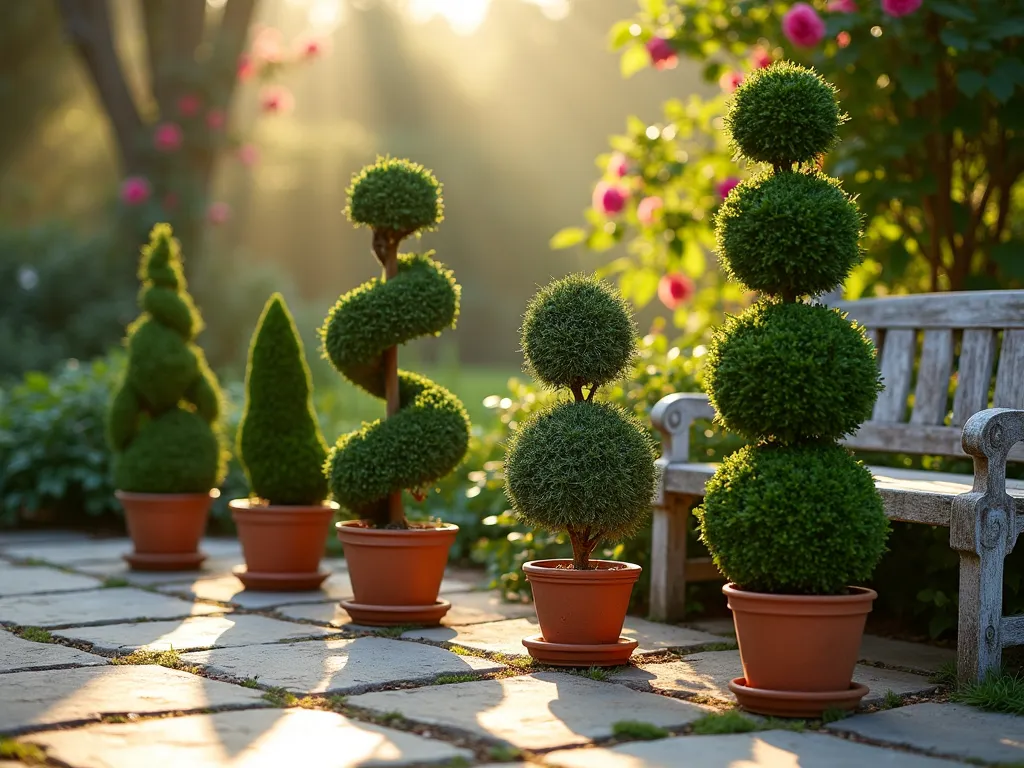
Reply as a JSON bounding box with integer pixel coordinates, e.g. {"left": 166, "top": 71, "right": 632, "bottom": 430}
{"left": 649, "top": 494, "right": 694, "bottom": 623}
{"left": 956, "top": 534, "right": 1007, "bottom": 684}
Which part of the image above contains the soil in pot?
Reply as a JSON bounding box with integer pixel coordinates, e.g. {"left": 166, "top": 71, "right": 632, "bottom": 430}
{"left": 336, "top": 520, "right": 457, "bottom": 626}
{"left": 117, "top": 490, "right": 214, "bottom": 571}
{"left": 231, "top": 499, "right": 336, "bottom": 591}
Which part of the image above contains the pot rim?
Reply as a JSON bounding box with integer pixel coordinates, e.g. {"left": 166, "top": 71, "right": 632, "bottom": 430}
{"left": 523, "top": 558, "right": 642, "bottom": 584}
{"left": 723, "top": 583, "right": 877, "bottom": 603}
{"left": 336, "top": 520, "right": 459, "bottom": 535}
{"left": 116, "top": 489, "right": 220, "bottom": 501}
{"left": 230, "top": 498, "right": 339, "bottom": 513}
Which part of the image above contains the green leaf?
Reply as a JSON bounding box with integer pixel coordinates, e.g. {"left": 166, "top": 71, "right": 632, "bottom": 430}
{"left": 900, "top": 65, "right": 937, "bottom": 99}
{"left": 620, "top": 45, "right": 650, "bottom": 79}
{"left": 608, "top": 20, "right": 635, "bottom": 51}
{"left": 957, "top": 69, "right": 986, "bottom": 98}
{"left": 939, "top": 29, "right": 970, "bottom": 51}
{"left": 929, "top": 1, "right": 976, "bottom": 21}
{"left": 641, "top": 0, "right": 666, "bottom": 16}
{"left": 549, "top": 227, "right": 587, "bottom": 250}
{"left": 586, "top": 229, "right": 616, "bottom": 252}
{"left": 988, "top": 70, "right": 1015, "bottom": 103}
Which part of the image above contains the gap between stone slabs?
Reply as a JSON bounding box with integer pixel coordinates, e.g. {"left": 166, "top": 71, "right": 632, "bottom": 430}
{"left": 0, "top": 587, "right": 223, "bottom": 629}
{"left": 0, "top": 628, "right": 108, "bottom": 674}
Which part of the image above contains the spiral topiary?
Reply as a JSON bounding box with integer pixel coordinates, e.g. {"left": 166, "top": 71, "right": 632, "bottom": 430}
{"left": 237, "top": 293, "right": 328, "bottom": 506}
{"left": 504, "top": 274, "right": 658, "bottom": 570}
{"left": 108, "top": 224, "right": 226, "bottom": 494}
{"left": 321, "top": 157, "right": 470, "bottom": 528}
{"left": 696, "top": 63, "right": 889, "bottom": 595}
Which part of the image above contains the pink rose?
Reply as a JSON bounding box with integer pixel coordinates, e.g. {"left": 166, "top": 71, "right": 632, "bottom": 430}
{"left": 716, "top": 176, "right": 741, "bottom": 200}
{"left": 637, "top": 196, "right": 663, "bottom": 225}
{"left": 208, "top": 202, "right": 231, "bottom": 225}
{"left": 252, "top": 27, "right": 283, "bottom": 63}
{"left": 297, "top": 36, "right": 325, "bottom": 58}
{"left": 120, "top": 177, "right": 151, "bottom": 206}
{"left": 782, "top": 3, "right": 826, "bottom": 48}
{"left": 260, "top": 86, "right": 294, "bottom": 114}
{"left": 238, "top": 144, "right": 259, "bottom": 166}
{"left": 608, "top": 152, "right": 630, "bottom": 178}
{"left": 646, "top": 37, "right": 678, "bottom": 70}
{"left": 206, "top": 109, "right": 226, "bottom": 130}
{"left": 154, "top": 122, "right": 183, "bottom": 152}
{"left": 238, "top": 53, "right": 256, "bottom": 81}
{"left": 658, "top": 273, "right": 695, "bottom": 309}
{"left": 751, "top": 47, "right": 774, "bottom": 69}
{"left": 881, "top": 0, "right": 921, "bottom": 16}
{"left": 719, "top": 70, "right": 745, "bottom": 93}
{"left": 828, "top": 0, "right": 857, "bottom": 12}
{"left": 837, "top": 31, "right": 852, "bottom": 47}
{"left": 177, "top": 94, "right": 201, "bottom": 117}
{"left": 592, "top": 182, "right": 628, "bottom": 215}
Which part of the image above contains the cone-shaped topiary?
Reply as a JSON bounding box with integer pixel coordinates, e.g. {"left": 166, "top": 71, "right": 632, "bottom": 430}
{"left": 238, "top": 293, "right": 329, "bottom": 506}
{"left": 108, "top": 224, "right": 226, "bottom": 494}
{"left": 321, "top": 157, "right": 470, "bottom": 528}
{"left": 504, "top": 274, "right": 658, "bottom": 570}
{"left": 696, "top": 63, "right": 889, "bottom": 595}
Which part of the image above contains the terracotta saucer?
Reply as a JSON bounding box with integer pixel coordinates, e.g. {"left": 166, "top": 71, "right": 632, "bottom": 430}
{"left": 521, "top": 634, "right": 638, "bottom": 666}
{"left": 729, "top": 677, "right": 870, "bottom": 718}
{"left": 232, "top": 565, "right": 330, "bottom": 592}
{"left": 340, "top": 599, "right": 451, "bottom": 627}
{"left": 124, "top": 551, "right": 206, "bottom": 571}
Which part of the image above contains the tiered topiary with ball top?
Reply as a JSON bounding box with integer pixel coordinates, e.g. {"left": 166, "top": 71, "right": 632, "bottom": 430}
{"left": 322, "top": 157, "right": 471, "bottom": 626}
{"left": 695, "top": 62, "right": 890, "bottom": 717}
{"left": 230, "top": 293, "right": 335, "bottom": 591}
{"left": 504, "top": 274, "right": 658, "bottom": 666}
{"left": 108, "top": 224, "right": 226, "bottom": 570}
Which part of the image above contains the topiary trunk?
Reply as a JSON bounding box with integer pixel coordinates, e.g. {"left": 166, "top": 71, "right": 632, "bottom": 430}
{"left": 108, "top": 224, "right": 226, "bottom": 494}
{"left": 237, "top": 293, "right": 328, "bottom": 506}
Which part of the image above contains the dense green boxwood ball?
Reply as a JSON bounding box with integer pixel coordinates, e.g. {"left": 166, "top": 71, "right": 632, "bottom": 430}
{"left": 346, "top": 157, "right": 444, "bottom": 235}
{"left": 705, "top": 301, "right": 881, "bottom": 444}
{"left": 521, "top": 274, "right": 636, "bottom": 393}
{"left": 696, "top": 442, "right": 889, "bottom": 594}
{"left": 726, "top": 62, "right": 845, "bottom": 167}
{"left": 715, "top": 170, "right": 862, "bottom": 299}
{"left": 504, "top": 400, "right": 657, "bottom": 541}
{"left": 238, "top": 294, "right": 329, "bottom": 506}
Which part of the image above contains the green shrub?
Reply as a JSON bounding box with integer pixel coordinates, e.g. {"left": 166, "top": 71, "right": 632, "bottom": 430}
{"left": 108, "top": 224, "right": 226, "bottom": 494}
{"left": 705, "top": 301, "right": 881, "bottom": 444}
{"left": 504, "top": 276, "right": 657, "bottom": 570}
{"left": 697, "top": 64, "right": 888, "bottom": 595}
{"left": 237, "top": 294, "right": 328, "bottom": 506}
{"left": 321, "top": 160, "right": 469, "bottom": 527}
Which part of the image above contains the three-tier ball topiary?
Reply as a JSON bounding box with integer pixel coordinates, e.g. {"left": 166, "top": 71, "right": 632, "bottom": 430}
{"left": 321, "top": 157, "right": 470, "bottom": 528}
{"left": 696, "top": 63, "right": 889, "bottom": 595}
{"left": 237, "top": 293, "right": 328, "bottom": 506}
{"left": 504, "top": 275, "right": 658, "bottom": 570}
{"left": 108, "top": 224, "right": 226, "bottom": 493}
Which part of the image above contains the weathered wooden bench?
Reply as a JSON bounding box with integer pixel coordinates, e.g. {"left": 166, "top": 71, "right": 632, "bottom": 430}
{"left": 650, "top": 290, "right": 1024, "bottom": 682}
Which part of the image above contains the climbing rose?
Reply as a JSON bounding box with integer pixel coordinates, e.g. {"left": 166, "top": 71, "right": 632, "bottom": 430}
{"left": 881, "top": 0, "right": 921, "bottom": 16}
{"left": 238, "top": 53, "right": 256, "bottom": 81}
{"left": 637, "top": 196, "right": 663, "bottom": 225}
{"left": 238, "top": 144, "right": 259, "bottom": 166}
{"left": 178, "top": 93, "right": 201, "bottom": 117}
{"left": 719, "top": 70, "right": 744, "bottom": 93}
{"left": 260, "top": 86, "right": 294, "bottom": 114}
{"left": 608, "top": 152, "right": 630, "bottom": 177}
{"left": 751, "top": 47, "right": 773, "bottom": 69}
{"left": 782, "top": 3, "right": 826, "bottom": 48}
{"left": 646, "top": 37, "right": 678, "bottom": 70}
{"left": 592, "top": 181, "right": 628, "bottom": 215}
{"left": 298, "top": 36, "right": 325, "bottom": 58}
{"left": 154, "top": 122, "right": 183, "bottom": 152}
{"left": 206, "top": 109, "right": 226, "bottom": 130}
{"left": 717, "top": 177, "right": 741, "bottom": 200}
{"left": 252, "top": 27, "right": 283, "bottom": 63}
{"left": 828, "top": 0, "right": 857, "bottom": 11}
{"left": 208, "top": 202, "right": 231, "bottom": 225}
{"left": 658, "top": 273, "right": 695, "bottom": 309}
{"left": 120, "top": 177, "right": 150, "bottom": 206}
{"left": 837, "top": 31, "right": 852, "bottom": 47}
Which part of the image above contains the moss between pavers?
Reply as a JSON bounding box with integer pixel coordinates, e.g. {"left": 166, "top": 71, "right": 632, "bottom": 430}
{"left": 611, "top": 720, "right": 670, "bottom": 740}
{"left": 13, "top": 626, "right": 54, "bottom": 643}
{"left": 110, "top": 648, "right": 201, "bottom": 674}
{"left": 0, "top": 738, "right": 45, "bottom": 764}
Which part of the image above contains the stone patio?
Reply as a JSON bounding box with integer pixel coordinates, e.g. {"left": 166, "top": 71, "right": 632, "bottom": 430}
{"left": 0, "top": 533, "right": 1019, "bottom": 767}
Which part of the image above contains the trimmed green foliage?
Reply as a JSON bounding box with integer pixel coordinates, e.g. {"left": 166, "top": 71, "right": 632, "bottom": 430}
{"left": 505, "top": 400, "right": 657, "bottom": 544}
{"left": 705, "top": 301, "right": 881, "bottom": 444}
{"left": 345, "top": 156, "right": 443, "bottom": 235}
{"left": 15, "top": 627, "right": 53, "bottom": 643}
{"left": 726, "top": 62, "right": 845, "bottom": 168}
{"left": 690, "top": 710, "right": 759, "bottom": 735}
{"left": 238, "top": 294, "right": 328, "bottom": 505}
{"left": 697, "top": 443, "right": 889, "bottom": 595}
{"left": 521, "top": 274, "right": 637, "bottom": 392}
{"left": 611, "top": 720, "right": 670, "bottom": 740}
{"left": 953, "top": 670, "right": 1024, "bottom": 716}
{"left": 108, "top": 225, "right": 225, "bottom": 494}
{"left": 716, "top": 170, "right": 862, "bottom": 299}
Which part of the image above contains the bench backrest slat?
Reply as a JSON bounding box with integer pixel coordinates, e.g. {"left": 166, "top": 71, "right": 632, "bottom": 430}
{"left": 909, "top": 329, "right": 954, "bottom": 426}
{"left": 995, "top": 329, "right": 1024, "bottom": 408}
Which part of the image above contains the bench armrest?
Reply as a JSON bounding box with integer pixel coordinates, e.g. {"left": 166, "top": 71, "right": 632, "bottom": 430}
{"left": 651, "top": 393, "right": 716, "bottom": 464}
{"left": 951, "top": 408, "right": 1024, "bottom": 556}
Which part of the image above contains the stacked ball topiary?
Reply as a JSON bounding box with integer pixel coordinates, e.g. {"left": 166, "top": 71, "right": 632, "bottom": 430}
{"left": 321, "top": 157, "right": 470, "bottom": 528}
{"left": 108, "top": 224, "right": 225, "bottom": 493}
{"left": 504, "top": 275, "right": 658, "bottom": 570}
{"left": 696, "top": 63, "right": 889, "bottom": 595}
{"left": 237, "top": 293, "right": 328, "bottom": 506}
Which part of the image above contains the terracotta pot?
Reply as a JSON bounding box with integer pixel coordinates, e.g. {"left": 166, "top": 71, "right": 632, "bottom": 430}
{"left": 523, "top": 559, "right": 641, "bottom": 646}
{"left": 724, "top": 583, "right": 877, "bottom": 694}
{"left": 336, "top": 521, "right": 457, "bottom": 625}
{"left": 230, "top": 499, "right": 337, "bottom": 591}
{"left": 116, "top": 490, "right": 214, "bottom": 571}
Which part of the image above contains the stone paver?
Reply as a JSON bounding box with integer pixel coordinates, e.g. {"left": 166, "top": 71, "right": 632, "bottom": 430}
{"left": 609, "top": 650, "right": 937, "bottom": 706}
{"left": 829, "top": 702, "right": 1024, "bottom": 765}
{"left": 0, "top": 564, "right": 103, "bottom": 596}
{"left": 0, "top": 587, "right": 221, "bottom": 629}
{"left": 544, "top": 730, "right": 965, "bottom": 767}
{"left": 51, "top": 615, "right": 338, "bottom": 653}
{"left": 180, "top": 636, "right": 504, "bottom": 694}
{"left": 347, "top": 672, "right": 710, "bottom": 751}
{"left": 2, "top": 538, "right": 242, "bottom": 567}
{"left": 403, "top": 615, "right": 723, "bottom": 657}
{"left": 26, "top": 708, "right": 472, "bottom": 767}
{"left": 0, "top": 629, "right": 107, "bottom": 673}
{"left": 858, "top": 635, "right": 954, "bottom": 674}
{"left": 0, "top": 664, "right": 266, "bottom": 736}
